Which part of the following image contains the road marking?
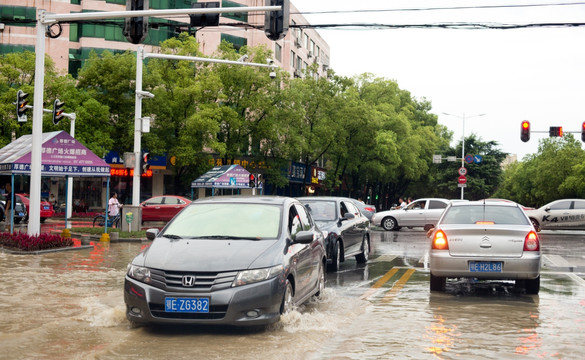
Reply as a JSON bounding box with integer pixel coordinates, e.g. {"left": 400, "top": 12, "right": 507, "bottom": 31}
{"left": 543, "top": 255, "right": 585, "bottom": 287}
{"left": 382, "top": 268, "right": 416, "bottom": 302}
{"left": 360, "top": 267, "right": 399, "bottom": 300}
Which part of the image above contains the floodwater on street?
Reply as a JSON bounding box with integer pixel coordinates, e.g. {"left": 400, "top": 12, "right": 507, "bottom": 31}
{"left": 1, "top": 230, "right": 585, "bottom": 359}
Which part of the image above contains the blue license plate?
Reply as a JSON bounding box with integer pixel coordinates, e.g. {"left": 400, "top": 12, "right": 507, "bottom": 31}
{"left": 469, "top": 261, "right": 502, "bottom": 272}
{"left": 18, "top": 212, "right": 24, "bottom": 217}
{"left": 43, "top": 206, "right": 50, "bottom": 210}
{"left": 165, "top": 297, "right": 210, "bottom": 313}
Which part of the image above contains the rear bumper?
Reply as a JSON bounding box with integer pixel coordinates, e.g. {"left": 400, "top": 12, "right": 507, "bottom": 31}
{"left": 430, "top": 251, "right": 541, "bottom": 279}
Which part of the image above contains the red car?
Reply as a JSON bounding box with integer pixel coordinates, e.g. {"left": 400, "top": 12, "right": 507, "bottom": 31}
{"left": 140, "top": 195, "right": 191, "bottom": 222}
{"left": 16, "top": 193, "right": 55, "bottom": 223}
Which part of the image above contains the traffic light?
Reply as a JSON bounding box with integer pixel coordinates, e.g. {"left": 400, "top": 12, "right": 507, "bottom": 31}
{"left": 124, "top": 0, "right": 149, "bottom": 44}
{"left": 142, "top": 152, "right": 150, "bottom": 173}
{"left": 249, "top": 173, "right": 256, "bottom": 188}
{"left": 52, "top": 99, "right": 65, "bottom": 125}
{"left": 264, "top": 0, "right": 290, "bottom": 41}
{"left": 582, "top": 122, "right": 585, "bottom": 142}
{"left": 549, "top": 126, "right": 563, "bottom": 137}
{"left": 16, "top": 90, "right": 29, "bottom": 122}
{"left": 190, "top": 2, "right": 220, "bottom": 27}
{"left": 520, "top": 120, "right": 530, "bottom": 142}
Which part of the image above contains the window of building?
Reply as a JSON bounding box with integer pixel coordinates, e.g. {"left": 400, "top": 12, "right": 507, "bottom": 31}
{"left": 290, "top": 51, "right": 295, "bottom": 68}
{"left": 275, "top": 43, "right": 282, "bottom": 62}
{"left": 296, "top": 55, "right": 302, "bottom": 70}
{"left": 310, "top": 40, "right": 315, "bottom": 54}
{"left": 316, "top": 45, "right": 320, "bottom": 58}
{"left": 222, "top": 0, "right": 248, "bottom": 22}
{"left": 0, "top": 5, "right": 37, "bottom": 27}
{"left": 221, "top": 33, "right": 247, "bottom": 51}
{"left": 304, "top": 33, "right": 309, "bottom": 49}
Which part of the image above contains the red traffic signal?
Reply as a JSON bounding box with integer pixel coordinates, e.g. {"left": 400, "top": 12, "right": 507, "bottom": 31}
{"left": 520, "top": 121, "right": 530, "bottom": 142}
{"left": 249, "top": 174, "right": 256, "bottom": 188}
{"left": 582, "top": 122, "right": 585, "bottom": 142}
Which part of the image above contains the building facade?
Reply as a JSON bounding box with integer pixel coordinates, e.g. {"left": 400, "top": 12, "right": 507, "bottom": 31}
{"left": 0, "top": 0, "right": 330, "bottom": 207}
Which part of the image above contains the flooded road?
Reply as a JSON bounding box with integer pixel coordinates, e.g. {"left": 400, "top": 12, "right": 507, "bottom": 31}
{"left": 1, "top": 230, "right": 584, "bottom": 359}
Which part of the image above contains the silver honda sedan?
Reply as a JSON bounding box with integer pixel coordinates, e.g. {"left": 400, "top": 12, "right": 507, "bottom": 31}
{"left": 428, "top": 200, "right": 541, "bottom": 294}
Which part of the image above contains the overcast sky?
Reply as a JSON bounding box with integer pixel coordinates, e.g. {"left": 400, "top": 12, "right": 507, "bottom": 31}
{"left": 290, "top": 0, "right": 585, "bottom": 160}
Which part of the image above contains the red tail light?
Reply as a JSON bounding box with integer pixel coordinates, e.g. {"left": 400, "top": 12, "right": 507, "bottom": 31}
{"left": 364, "top": 207, "right": 375, "bottom": 212}
{"left": 432, "top": 230, "right": 449, "bottom": 250}
{"left": 524, "top": 231, "right": 540, "bottom": 251}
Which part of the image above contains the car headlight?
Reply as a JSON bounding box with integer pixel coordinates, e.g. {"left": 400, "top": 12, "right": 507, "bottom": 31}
{"left": 127, "top": 264, "right": 152, "bottom": 284}
{"left": 232, "top": 265, "right": 284, "bottom": 287}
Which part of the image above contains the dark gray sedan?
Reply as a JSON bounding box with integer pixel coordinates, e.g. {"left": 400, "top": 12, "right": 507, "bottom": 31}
{"left": 298, "top": 196, "right": 370, "bottom": 272}
{"left": 124, "top": 196, "right": 326, "bottom": 327}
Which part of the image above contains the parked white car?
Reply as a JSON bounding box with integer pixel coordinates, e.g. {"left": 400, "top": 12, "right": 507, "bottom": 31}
{"left": 524, "top": 199, "right": 585, "bottom": 230}
{"left": 371, "top": 198, "right": 450, "bottom": 231}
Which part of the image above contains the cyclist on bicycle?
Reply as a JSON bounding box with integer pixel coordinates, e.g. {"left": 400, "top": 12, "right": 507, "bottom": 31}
{"left": 108, "top": 192, "right": 123, "bottom": 227}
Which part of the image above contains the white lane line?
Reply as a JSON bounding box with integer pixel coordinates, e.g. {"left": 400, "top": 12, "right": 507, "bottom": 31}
{"left": 543, "top": 254, "right": 585, "bottom": 287}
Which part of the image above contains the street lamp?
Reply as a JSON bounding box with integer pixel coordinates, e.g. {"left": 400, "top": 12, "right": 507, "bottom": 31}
{"left": 442, "top": 112, "right": 486, "bottom": 200}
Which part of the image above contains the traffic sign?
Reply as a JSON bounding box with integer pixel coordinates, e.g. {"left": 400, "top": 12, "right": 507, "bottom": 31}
{"left": 465, "top": 155, "right": 474, "bottom": 164}
{"left": 458, "top": 167, "right": 467, "bottom": 176}
{"left": 458, "top": 175, "right": 467, "bottom": 184}
{"left": 474, "top": 155, "right": 483, "bottom": 164}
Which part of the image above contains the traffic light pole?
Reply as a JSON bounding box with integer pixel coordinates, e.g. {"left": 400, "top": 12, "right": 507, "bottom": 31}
{"left": 31, "top": 4, "right": 283, "bottom": 235}
{"left": 131, "top": 48, "right": 277, "bottom": 207}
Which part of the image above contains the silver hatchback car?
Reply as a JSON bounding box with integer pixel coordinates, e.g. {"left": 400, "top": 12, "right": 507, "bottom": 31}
{"left": 428, "top": 200, "right": 541, "bottom": 294}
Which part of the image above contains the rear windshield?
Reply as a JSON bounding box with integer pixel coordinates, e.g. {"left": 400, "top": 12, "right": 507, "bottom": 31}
{"left": 163, "top": 203, "right": 282, "bottom": 239}
{"left": 441, "top": 205, "right": 530, "bottom": 225}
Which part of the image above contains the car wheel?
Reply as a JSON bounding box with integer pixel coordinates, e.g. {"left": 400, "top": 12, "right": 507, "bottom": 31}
{"left": 280, "top": 278, "right": 294, "bottom": 314}
{"left": 430, "top": 273, "right": 446, "bottom": 292}
{"left": 315, "top": 263, "right": 325, "bottom": 298}
{"left": 40, "top": 218, "right": 46, "bottom": 223}
{"left": 382, "top": 217, "right": 398, "bottom": 231}
{"left": 328, "top": 240, "right": 341, "bottom": 272}
{"left": 14, "top": 218, "right": 21, "bottom": 224}
{"left": 355, "top": 237, "right": 369, "bottom": 263}
{"left": 525, "top": 276, "right": 540, "bottom": 295}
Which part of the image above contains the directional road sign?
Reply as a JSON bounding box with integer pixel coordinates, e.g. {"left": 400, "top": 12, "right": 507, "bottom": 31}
{"left": 474, "top": 155, "right": 483, "bottom": 164}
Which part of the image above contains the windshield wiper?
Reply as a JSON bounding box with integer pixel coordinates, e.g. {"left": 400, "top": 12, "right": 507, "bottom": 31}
{"left": 192, "top": 235, "right": 261, "bottom": 240}
{"left": 162, "top": 234, "right": 182, "bottom": 239}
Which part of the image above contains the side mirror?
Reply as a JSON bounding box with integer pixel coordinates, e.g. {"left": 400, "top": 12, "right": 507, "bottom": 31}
{"left": 146, "top": 228, "right": 159, "bottom": 240}
{"left": 294, "top": 230, "right": 315, "bottom": 244}
{"left": 343, "top": 212, "right": 355, "bottom": 220}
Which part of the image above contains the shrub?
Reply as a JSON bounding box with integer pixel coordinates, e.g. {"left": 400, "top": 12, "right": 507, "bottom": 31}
{"left": 0, "top": 232, "right": 73, "bottom": 251}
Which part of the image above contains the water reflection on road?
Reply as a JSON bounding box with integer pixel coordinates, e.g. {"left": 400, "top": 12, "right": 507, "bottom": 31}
{"left": 0, "top": 230, "right": 584, "bottom": 359}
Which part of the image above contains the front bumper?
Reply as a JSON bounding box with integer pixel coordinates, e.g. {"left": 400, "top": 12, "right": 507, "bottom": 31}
{"left": 430, "top": 251, "right": 541, "bottom": 280}
{"left": 124, "top": 274, "right": 286, "bottom": 326}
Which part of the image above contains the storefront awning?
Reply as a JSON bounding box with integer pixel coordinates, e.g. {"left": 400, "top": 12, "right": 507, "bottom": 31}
{"left": 0, "top": 131, "right": 110, "bottom": 177}
{"left": 191, "top": 164, "right": 251, "bottom": 189}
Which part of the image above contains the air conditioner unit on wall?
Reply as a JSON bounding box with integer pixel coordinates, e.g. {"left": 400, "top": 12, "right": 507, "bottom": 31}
{"left": 313, "top": 56, "right": 320, "bottom": 64}
{"left": 308, "top": 50, "right": 313, "bottom": 58}
{"left": 294, "top": 38, "right": 301, "bottom": 48}
{"left": 294, "top": 69, "right": 302, "bottom": 78}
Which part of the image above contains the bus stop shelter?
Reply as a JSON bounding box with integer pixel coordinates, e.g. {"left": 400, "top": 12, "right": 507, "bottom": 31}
{"left": 0, "top": 130, "right": 110, "bottom": 232}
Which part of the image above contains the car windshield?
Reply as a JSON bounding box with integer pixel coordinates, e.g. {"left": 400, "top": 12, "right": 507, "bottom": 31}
{"left": 302, "top": 201, "right": 336, "bottom": 221}
{"left": 441, "top": 205, "right": 530, "bottom": 225}
{"left": 162, "top": 203, "right": 282, "bottom": 239}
